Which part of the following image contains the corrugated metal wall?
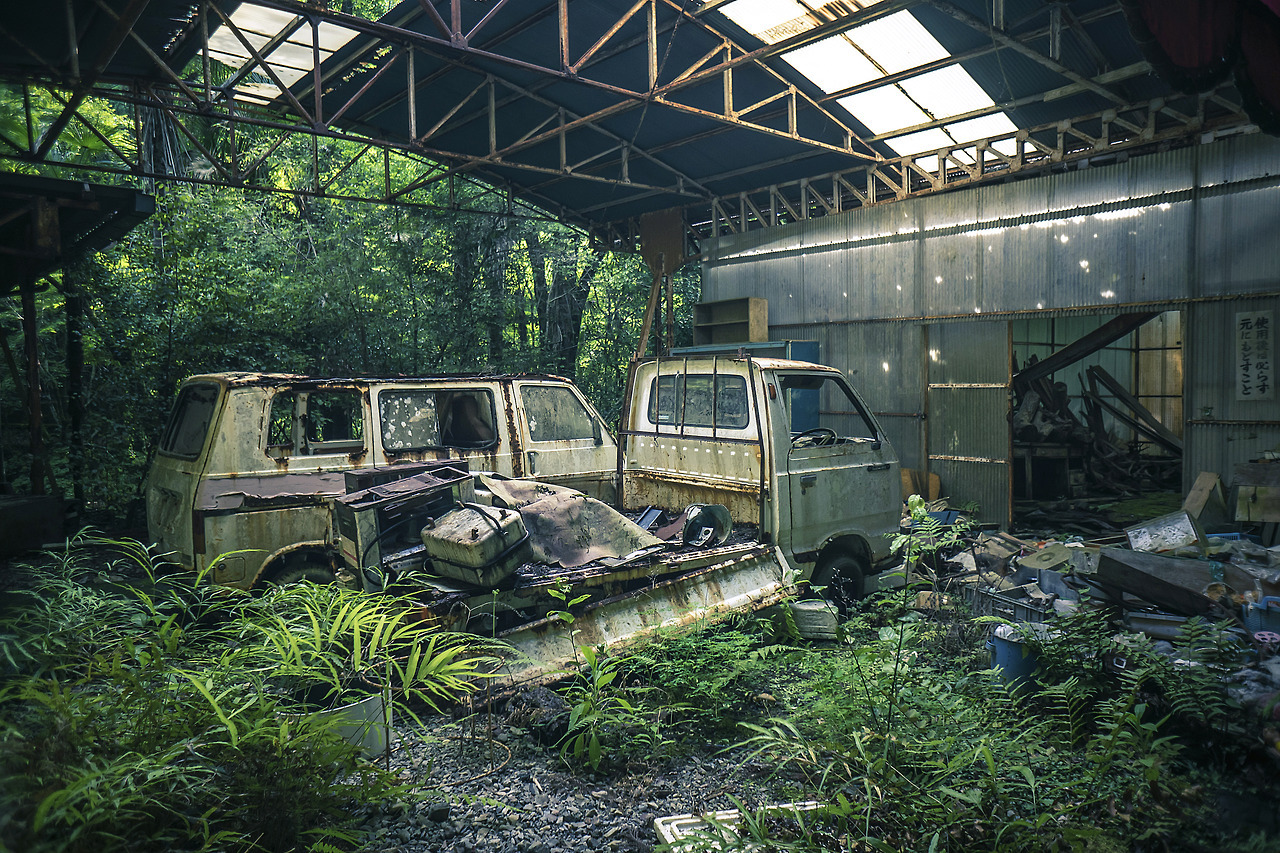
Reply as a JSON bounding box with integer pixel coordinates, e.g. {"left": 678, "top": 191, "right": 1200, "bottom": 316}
{"left": 701, "top": 133, "right": 1280, "bottom": 509}
{"left": 1185, "top": 295, "right": 1280, "bottom": 488}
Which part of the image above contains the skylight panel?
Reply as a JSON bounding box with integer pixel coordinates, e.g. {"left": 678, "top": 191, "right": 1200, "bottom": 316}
{"left": 845, "top": 11, "right": 948, "bottom": 74}
{"left": 718, "top": 0, "right": 813, "bottom": 44}
{"left": 947, "top": 114, "right": 1019, "bottom": 154}
{"left": 837, "top": 85, "right": 929, "bottom": 135}
{"left": 780, "top": 36, "right": 879, "bottom": 93}
{"left": 885, "top": 127, "right": 954, "bottom": 156}
{"left": 899, "top": 65, "right": 997, "bottom": 120}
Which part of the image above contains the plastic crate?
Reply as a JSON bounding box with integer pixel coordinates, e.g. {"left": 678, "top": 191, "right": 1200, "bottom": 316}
{"left": 1242, "top": 597, "right": 1280, "bottom": 636}
{"left": 959, "top": 584, "right": 1053, "bottom": 624}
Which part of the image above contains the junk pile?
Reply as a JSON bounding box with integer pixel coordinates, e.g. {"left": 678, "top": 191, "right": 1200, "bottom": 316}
{"left": 933, "top": 458, "right": 1280, "bottom": 728}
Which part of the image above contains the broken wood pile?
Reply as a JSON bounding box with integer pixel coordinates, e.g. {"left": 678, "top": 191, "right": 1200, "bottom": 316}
{"left": 1012, "top": 357, "right": 1181, "bottom": 496}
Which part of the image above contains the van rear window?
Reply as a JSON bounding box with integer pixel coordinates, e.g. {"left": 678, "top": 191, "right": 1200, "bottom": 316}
{"left": 646, "top": 374, "right": 749, "bottom": 429}
{"left": 160, "top": 384, "right": 218, "bottom": 458}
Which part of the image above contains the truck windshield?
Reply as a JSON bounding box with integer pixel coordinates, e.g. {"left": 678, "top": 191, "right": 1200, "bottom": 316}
{"left": 780, "top": 374, "right": 877, "bottom": 440}
{"left": 159, "top": 383, "right": 219, "bottom": 459}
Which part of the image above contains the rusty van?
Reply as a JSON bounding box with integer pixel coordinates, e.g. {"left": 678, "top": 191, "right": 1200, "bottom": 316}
{"left": 144, "top": 373, "right": 616, "bottom": 588}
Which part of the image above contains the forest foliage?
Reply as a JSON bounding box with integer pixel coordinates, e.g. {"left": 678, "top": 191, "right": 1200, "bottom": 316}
{"left": 0, "top": 90, "right": 701, "bottom": 522}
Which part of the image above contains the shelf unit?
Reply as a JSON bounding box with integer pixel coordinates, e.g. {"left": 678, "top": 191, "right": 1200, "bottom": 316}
{"left": 692, "top": 297, "right": 767, "bottom": 345}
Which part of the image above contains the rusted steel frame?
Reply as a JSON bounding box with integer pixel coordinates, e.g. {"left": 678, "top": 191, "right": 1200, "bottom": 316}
{"left": 683, "top": 92, "right": 1248, "bottom": 238}
{"left": 465, "top": 0, "right": 512, "bottom": 45}
{"left": 569, "top": 0, "right": 649, "bottom": 74}
{"left": 655, "top": 3, "right": 1119, "bottom": 152}
{"left": 414, "top": 0, "right": 452, "bottom": 41}
{"left": 389, "top": 75, "right": 712, "bottom": 200}
{"left": 214, "top": 9, "right": 308, "bottom": 96}
{"left": 44, "top": 87, "right": 138, "bottom": 170}
{"left": 207, "top": 2, "right": 313, "bottom": 125}
{"left": 318, "top": 142, "right": 374, "bottom": 193}
{"left": 37, "top": 0, "right": 152, "bottom": 159}
{"left": 926, "top": 1, "right": 1125, "bottom": 105}
{"left": 326, "top": 48, "right": 406, "bottom": 129}
{"left": 87, "top": 0, "right": 203, "bottom": 109}
{"left": 163, "top": 107, "right": 241, "bottom": 183}
{"left": 558, "top": 0, "right": 568, "bottom": 70}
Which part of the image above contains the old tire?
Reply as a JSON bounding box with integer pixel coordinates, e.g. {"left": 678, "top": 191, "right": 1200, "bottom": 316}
{"left": 813, "top": 553, "right": 866, "bottom": 610}
{"left": 262, "top": 556, "right": 337, "bottom": 586}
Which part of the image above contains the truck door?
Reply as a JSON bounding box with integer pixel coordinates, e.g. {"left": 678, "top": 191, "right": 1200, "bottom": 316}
{"left": 513, "top": 382, "right": 617, "bottom": 501}
{"left": 781, "top": 372, "right": 899, "bottom": 559}
{"left": 147, "top": 381, "right": 221, "bottom": 571}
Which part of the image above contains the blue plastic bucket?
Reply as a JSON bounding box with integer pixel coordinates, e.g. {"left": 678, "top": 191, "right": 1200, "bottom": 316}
{"left": 986, "top": 624, "right": 1040, "bottom": 693}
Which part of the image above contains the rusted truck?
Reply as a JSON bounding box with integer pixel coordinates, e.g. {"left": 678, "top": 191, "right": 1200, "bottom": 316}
{"left": 145, "top": 372, "right": 617, "bottom": 588}
{"left": 326, "top": 353, "right": 905, "bottom": 686}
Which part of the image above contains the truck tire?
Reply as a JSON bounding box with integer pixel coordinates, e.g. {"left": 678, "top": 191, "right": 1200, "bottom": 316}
{"left": 814, "top": 553, "right": 866, "bottom": 608}
{"left": 262, "top": 556, "right": 337, "bottom": 586}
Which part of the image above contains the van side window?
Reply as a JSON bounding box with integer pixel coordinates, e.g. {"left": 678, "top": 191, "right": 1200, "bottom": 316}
{"left": 440, "top": 392, "right": 496, "bottom": 448}
{"left": 160, "top": 383, "right": 219, "bottom": 458}
{"left": 521, "top": 385, "right": 597, "bottom": 441}
{"left": 267, "top": 391, "right": 296, "bottom": 450}
{"left": 379, "top": 390, "right": 440, "bottom": 450}
{"left": 646, "top": 374, "right": 749, "bottom": 429}
{"left": 304, "top": 390, "right": 365, "bottom": 452}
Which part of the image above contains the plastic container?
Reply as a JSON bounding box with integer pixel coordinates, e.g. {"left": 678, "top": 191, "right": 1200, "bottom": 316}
{"left": 985, "top": 624, "right": 1041, "bottom": 693}
{"left": 1242, "top": 597, "right": 1280, "bottom": 636}
{"left": 421, "top": 504, "right": 530, "bottom": 586}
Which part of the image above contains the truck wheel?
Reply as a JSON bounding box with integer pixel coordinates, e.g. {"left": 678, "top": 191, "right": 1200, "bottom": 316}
{"left": 814, "top": 553, "right": 866, "bottom": 608}
{"left": 262, "top": 556, "right": 337, "bottom": 586}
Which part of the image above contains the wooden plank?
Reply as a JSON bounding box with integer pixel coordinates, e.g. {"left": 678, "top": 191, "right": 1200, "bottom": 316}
{"left": 1087, "top": 365, "right": 1182, "bottom": 452}
{"left": 1013, "top": 312, "right": 1159, "bottom": 389}
{"left": 1084, "top": 389, "right": 1182, "bottom": 454}
{"left": 1183, "top": 471, "right": 1230, "bottom": 530}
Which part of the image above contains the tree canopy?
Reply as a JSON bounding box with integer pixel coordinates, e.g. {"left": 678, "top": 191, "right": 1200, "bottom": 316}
{"left": 0, "top": 105, "right": 700, "bottom": 523}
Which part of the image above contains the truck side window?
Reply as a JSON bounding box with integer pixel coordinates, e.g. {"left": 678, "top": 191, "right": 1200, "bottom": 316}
{"left": 646, "top": 374, "right": 749, "bottom": 429}
{"left": 160, "top": 383, "right": 219, "bottom": 458}
{"left": 303, "top": 390, "right": 365, "bottom": 453}
{"left": 521, "top": 385, "right": 596, "bottom": 441}
{"left": 379, "top": 390, "right": 440, "bottom": 450}
{"left": 780, "top": 375, "right": 877, "bottom": 440}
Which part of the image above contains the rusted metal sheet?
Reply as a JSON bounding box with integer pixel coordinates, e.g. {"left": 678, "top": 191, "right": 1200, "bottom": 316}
{"left": 488, "top": 545, "right": 794, "bottom": 694}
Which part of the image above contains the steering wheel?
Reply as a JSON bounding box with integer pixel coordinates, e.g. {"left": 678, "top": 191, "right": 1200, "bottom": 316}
{"left": 791, "top": 426, "right": 838, "bottom": 447}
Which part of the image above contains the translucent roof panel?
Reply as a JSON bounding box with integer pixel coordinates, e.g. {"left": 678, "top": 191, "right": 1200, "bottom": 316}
{"left": 844, "top": 11, "right": 949, "bottom": 75}
{"left": 207, "top": 6, "right": 360, "bottom": 102}
{"left": 836, "top": 85, "right": 929, "bottom": 135}
{"left": 899, "top": 65, "right": 998, "bottom": 120}
{"left": 780, "top": 36, "right": 880, "bottom": 93}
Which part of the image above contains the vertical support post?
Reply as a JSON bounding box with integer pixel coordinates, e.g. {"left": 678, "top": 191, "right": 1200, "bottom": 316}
{"left": 407, "top": 48, "right": 417, "bottom": 140}
{"left": 201, "top": 0, "right": 211, "bottom": 103}
{"left": 65, "top": 261, "right": 85, "bottom": 509}
{"left": 647, "top": 0, "right": 657, "bottom": 90}
{"left": 311, "top": 14, "right": 323, "bottom": 128}
{"left": 993, "top": 0, "right": 1004, "bottom": 30}
{"left": 1049, "top": 4, "right": 1062, "bottom": 62}
{"left": 64, "top": 0, "right": 80, "bottom": 80}
{"left": 487, "top": 77, "right": 496, "bottom": 154}
{"left": 559, "top": 0, "right": 569, "bottom": 71}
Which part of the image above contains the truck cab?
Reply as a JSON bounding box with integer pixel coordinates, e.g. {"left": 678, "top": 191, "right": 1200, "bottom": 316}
{"left": 146, "top": 372, "right": 616, "bottom": 588}
{"left": 621, "top": 356, "right": 900, "bottom": 596}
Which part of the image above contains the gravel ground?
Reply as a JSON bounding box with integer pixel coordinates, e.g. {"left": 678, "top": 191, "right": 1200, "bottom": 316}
{"left": 357, "top": 702, "right": 785, "bottom": 853}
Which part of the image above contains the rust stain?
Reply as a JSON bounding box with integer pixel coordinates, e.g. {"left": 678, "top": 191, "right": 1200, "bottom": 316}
{"left": 501, "top": 383, "right": 525, "bottom": 477}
